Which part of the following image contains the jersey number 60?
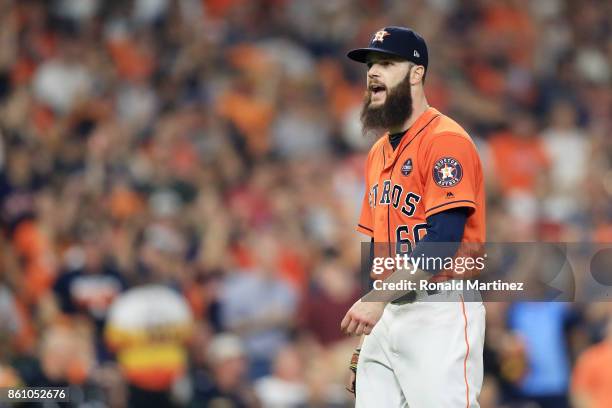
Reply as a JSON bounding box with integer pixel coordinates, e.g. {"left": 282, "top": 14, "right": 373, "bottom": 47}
{"left": 396, "top": 223, "right": 428, "bottom": 255}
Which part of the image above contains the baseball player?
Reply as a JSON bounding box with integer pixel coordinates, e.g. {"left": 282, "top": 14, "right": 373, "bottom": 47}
{"left": 340, "top": 27, "right": 486, "bottom": 407}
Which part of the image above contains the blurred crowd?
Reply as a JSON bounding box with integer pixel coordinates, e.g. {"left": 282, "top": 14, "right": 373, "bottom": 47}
{"left": 0, "top": 0, "right": 610, "bottom": 407}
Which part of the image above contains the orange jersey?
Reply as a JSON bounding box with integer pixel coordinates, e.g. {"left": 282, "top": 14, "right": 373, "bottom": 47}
{"left": 357, "top": 107, "right": 485, "bottom": 269}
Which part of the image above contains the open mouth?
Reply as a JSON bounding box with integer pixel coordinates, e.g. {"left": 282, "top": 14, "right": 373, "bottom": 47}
{"left": 370, "top": 84, "right": 387, "bottom": 98}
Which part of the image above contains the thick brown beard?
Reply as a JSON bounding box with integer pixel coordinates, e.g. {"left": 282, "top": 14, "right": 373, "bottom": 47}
{"left": 360, "top": 72, "right": 413, "bottom": 136}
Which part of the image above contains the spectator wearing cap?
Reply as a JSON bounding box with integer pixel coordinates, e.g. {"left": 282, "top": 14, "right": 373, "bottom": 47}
{"left": 189, "top": 333, "right": 259, "bottom": 408}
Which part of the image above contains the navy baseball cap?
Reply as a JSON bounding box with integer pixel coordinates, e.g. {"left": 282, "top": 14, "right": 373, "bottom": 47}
{"left": 347, "top": 26, "right": 428, "bottom": 69}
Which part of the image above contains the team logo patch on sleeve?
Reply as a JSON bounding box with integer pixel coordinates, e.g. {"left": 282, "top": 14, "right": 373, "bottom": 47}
{"left": 401, "top": 159, "right": 413, "bottom": 176}
{"left": 433, "top": 157, "right": 463, "bottom": 187}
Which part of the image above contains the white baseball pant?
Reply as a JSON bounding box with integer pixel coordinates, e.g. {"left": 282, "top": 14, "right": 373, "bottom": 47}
{"left": 355, "top": 290, "right": 485, "bottom": 407}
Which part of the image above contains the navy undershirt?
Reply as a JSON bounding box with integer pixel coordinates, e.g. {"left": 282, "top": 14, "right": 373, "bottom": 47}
{"left": 389, "top": 130, "right": 407, "bottom": 151}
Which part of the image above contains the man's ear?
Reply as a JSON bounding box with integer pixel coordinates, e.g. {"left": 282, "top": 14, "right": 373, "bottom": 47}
{"left": 410, "top": 65, "right": 425, "bottom": 85}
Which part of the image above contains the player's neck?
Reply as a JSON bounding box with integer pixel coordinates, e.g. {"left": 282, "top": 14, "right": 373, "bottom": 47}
{"left": 387, "top": 95, "right": 429, "bottom": 134}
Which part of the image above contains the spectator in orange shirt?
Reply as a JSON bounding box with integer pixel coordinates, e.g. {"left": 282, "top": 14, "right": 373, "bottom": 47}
{"left": 572, "top": 320, "right": 612, "bottom": 408}
{"left": 487, "top": 108, "right": 550, "bottom": 196}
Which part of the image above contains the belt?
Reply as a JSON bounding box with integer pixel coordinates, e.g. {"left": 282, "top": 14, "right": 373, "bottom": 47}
{"left": 390, "top": 289, "right": 439, "bottom": 305}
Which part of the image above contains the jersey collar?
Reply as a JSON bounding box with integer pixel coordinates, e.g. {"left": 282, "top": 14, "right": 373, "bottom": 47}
{"left": 382, "top": 107, "right": 440, "bottom": 169}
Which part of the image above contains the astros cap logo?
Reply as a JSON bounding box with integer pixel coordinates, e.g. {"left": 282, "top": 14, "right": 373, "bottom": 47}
{"left": 373, "top": 30, "right": 389, "bottom": 43}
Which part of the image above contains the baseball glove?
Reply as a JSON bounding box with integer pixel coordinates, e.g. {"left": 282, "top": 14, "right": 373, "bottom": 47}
{"left": 346, "top": 347, "right": 361, "bottom": 394}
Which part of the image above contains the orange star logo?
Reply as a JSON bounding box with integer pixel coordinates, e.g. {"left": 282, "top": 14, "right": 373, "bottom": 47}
{"left": 373, "top": 30, "right": 390, "bottom": 43}
{"left": 440, "top": 165, "right": 454, "bottom": 179}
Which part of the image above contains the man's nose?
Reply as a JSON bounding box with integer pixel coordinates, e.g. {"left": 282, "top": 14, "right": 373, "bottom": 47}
{"left": 367, "top": 65, "right": 380, "bottom": 79}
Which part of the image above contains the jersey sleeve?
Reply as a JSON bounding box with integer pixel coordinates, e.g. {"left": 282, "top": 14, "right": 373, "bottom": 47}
{"left": 421, "top": 133, "right": 481, "bottom": 218}
{"left": 356, "top": 154, "right": 374, "bottom": 237}
{"left": 356, "top": 189, "right": 374, "bottom": 237}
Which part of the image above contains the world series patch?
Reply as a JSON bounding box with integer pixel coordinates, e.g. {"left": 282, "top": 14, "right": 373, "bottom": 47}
{"left": 401, "top": 159, "right": 413, "bottom": 176}
{"left": 433, "top": 157, "right": 463, "bottom": 187}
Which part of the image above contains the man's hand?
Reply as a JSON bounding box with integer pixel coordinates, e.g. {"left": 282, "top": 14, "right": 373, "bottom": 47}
{"left": 341, "top": 299, "right": 386, "bottom": 335}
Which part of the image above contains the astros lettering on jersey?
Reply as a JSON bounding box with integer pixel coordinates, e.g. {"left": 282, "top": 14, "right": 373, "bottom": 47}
{"left": 357, "top": 107, "right": 485, "bottom": 279}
